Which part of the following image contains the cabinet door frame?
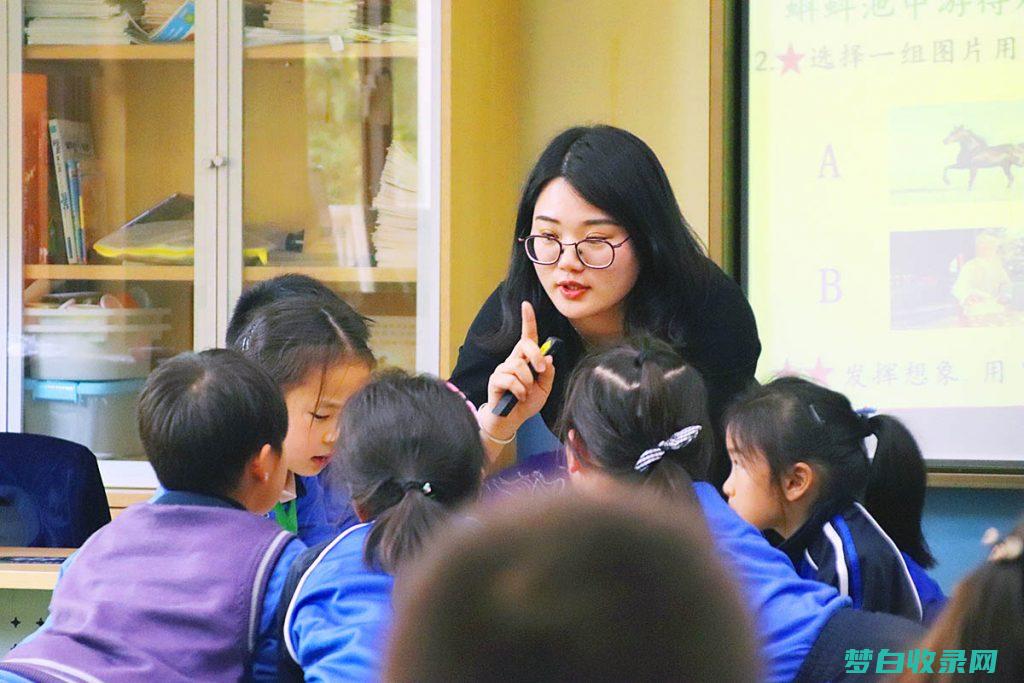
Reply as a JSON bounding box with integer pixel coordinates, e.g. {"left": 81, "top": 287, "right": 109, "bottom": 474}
{"left": 1, "top": 2, "right": 14, "bottom": 431}
{"left": 415, "top": 0, "right": 442, "bottom": 375}
{"left": 194, "top": 0, "right": 227, "bottom": 353}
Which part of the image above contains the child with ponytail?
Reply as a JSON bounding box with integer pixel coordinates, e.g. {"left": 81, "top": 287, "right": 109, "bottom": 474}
{"left": 722, "top": 376, "right": 946, "bottom": 624}
{"left": 556, "top": 336, "right": 924, "bottom": 683}
{"left": 277, "top": 370, "right": 484, "bottom": 682}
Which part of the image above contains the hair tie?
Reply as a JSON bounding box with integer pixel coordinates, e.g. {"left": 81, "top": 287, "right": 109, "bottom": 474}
{"left": 634, "top": 425, "right": 702, "bottom": 473}
{"left": 444, "top": 381, "right": 477, "bottom": 416}
{"left": 634, "top": 349, "right": 649, "bottom": 368}
{"left": 855, "top": 407, "right": 876, "bottom": 437}
{"left": 402, "top": 481, "right": 434, "bottom": 497}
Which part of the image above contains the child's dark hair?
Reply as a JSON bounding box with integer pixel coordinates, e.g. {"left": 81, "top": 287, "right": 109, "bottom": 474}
{"left": 902, "top": 521, "right": 1024, "bottom": 683}
{"left": 557, "top": 336, "right": 715, "bottom": 499}
{"left": 230, "top": 295, "right": 375, "bottom": 391}
{"left": 724, "top": 376, "right": 935, "bottom": 568}
{"left": 225, "top": 274, "right": 338, "bottom": 347}
{"left": 385, "top": 487, "right": 760, "bottom": 683}
{"left": 338, "top": 370, "right": 484, "bottom": 573}
{"left": 138, "top": 349, "right": 287, "bottom": 498}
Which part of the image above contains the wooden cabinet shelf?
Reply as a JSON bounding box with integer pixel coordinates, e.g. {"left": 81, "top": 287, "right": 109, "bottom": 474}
{"left": 24, "top": 264, "right": 194, "bottom": 282}
{"left": 23, "top": 42, "right": 416, "bottom": 62}
{"left": 24, "top": 264, "right": 418, "bottom": 285}
{"left": 244, "top": 266, "right": 417, "bottom": 284}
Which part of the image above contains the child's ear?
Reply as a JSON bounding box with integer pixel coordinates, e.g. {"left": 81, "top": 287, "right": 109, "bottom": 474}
{"left": 782, "top": 462, "right": 814, "bottom": 503}
{"left": 354, "top": 502, "right": 372, "bottom": 523}
{"left": 566, "top": 429, "right": 587, "bottom": 475}
{"left": 250, "top": 443, "right": 280, "bottom": 483}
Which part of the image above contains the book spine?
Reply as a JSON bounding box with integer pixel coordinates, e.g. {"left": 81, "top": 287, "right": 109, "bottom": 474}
{"left": 37, "top": 106, "right": 50, "bottom": 263}
{"left": 67, "top": 160, "right": 85, "bottom": 263}
{"left": 48, "top": 120, "right": 79, "bottom": 264}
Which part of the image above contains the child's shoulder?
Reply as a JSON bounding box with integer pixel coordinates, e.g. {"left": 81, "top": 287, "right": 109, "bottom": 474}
{"left": 837, "top": 503, "right": 903, "bottom": 560}
{"left": 99, "top": 496, "right": 293, "bottom": 556}
{"left": 293, "top": 522, "right": 376, "bottom": 582}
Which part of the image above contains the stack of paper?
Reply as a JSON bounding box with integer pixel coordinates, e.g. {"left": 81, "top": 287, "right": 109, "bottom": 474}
{"left": 346, "top": 23, "right": 416, "bottom": 44}
{"left": 25, "top": 1, "right": 146, "bottom": 45}
{"left": 371, "top": 143, "right": 418, "bottom": 268}
{"left": 244, "top": 0, "right": 355, "bottom": 46}
{"left": 263, "top": 0, "right": 356, "bottom": 33}
{"left": 137, "top": 0, "right": 187, "bottom": 30}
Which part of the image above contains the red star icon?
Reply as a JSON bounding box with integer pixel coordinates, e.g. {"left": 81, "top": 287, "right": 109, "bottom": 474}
{"left": 808, "top": 357, "right": 833, "bottom": 386}
{"left": 778, "top": 44, "right": 805, "bottom": 75}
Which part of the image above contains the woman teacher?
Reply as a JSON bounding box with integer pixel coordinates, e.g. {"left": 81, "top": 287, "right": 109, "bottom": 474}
{"left": 450, "top": 125, "right": 760, "bottom": 484}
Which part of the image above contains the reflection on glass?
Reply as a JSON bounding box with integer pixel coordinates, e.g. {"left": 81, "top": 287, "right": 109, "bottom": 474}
{"left": 242, "top": 1, "right": 419, "bottom": 371}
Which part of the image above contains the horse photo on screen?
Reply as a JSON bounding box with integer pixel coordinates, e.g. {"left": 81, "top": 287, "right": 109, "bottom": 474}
{"left": 943, "top": 125, "right": 1024, "bottom": 189}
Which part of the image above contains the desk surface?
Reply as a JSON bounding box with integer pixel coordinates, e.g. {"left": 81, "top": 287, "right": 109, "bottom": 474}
{"left": 0, "top": 547, "right": 73, "bottom": 591}
{"left": 0, "top": 489, "right": 151, "bottom": 591}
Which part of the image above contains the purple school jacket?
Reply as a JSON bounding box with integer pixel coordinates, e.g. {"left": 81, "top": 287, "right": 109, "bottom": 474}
{"left": 1, "top": 501, "right": 293, "bottom": 683}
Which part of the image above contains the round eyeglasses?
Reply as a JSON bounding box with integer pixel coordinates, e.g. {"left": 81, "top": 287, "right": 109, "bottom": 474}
{"left": 519, "top": 234, "right": 631, "bottom": 270}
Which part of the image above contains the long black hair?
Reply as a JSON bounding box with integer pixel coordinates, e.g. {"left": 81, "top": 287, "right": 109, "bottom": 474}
{"left": 337, "top": 370, "right": 484, "bottom": 573}
{"left": 724, "top": 376, "right": 936, "bottom": 568}
{"left": 557, "top": 336, "right": 714, "bottom": 500}
{"left": 489, "top": 125, "right": 710, "bottom": 351}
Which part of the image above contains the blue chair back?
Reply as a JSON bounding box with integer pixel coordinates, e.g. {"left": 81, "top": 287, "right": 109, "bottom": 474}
{"left": 0, "top": 433, "right": 111, "bottom": 547}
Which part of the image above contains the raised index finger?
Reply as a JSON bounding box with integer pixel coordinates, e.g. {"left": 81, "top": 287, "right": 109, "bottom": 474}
{"left": 521, "top": 301, "right": 539, "bottom": 344}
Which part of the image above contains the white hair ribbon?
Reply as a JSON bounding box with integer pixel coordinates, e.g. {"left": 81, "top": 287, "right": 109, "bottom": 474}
{"left": 634, "top": 425, "right": 702, "bottom": 473}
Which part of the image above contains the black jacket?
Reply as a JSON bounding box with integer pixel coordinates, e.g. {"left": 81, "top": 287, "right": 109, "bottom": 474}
{"left": 449, "top": 260, "right": 761, "bottom": 482}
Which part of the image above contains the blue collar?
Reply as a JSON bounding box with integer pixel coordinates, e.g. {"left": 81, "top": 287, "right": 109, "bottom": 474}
{"left": 153, "top": 490, "right": 246, "bottom": 510}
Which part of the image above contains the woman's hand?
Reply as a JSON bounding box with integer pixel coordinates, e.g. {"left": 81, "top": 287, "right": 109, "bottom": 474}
{"left": 477, "top": 302, "right": 555, "bottom": 459}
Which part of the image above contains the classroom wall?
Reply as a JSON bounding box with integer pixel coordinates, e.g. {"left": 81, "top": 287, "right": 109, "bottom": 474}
{"left": 443, "top": 1, "right": 524, "bottom": 376}
{"left": 924, "top": 487, "right": 1024, "bottom": 593}
{"left": 516, "top": 0, "right": 711, "bottom": 245}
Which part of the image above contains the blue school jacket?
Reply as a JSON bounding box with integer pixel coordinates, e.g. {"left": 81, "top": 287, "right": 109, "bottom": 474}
{"left": 279, "top": 522, "right": 392, "bottom": 683}
{"left": 694, "top": 483, "right": 851, "bottom": 683}
{"left": 779, "top": 500, "right": 946, "bottom": 624}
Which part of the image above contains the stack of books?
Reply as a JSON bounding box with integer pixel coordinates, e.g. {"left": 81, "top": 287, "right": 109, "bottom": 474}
{"left": 244, "top": 0, "right": 355, "bottom": 45}
{"left": 263, "top": 0, "right": 356, "bottom": 34}
{"left": 138, "top": 0, "right": 193, "bottom": 36}
{"left": 346, "top": 23, "right": 417, "bottom": 44}
{"left": 24, "top": 0, "right": 146, "bottom": 45}
{"left": 48, "top": 119, "right": 96, "bottom": 264}
{"left": 371, "top": 143, "right": 418, "bottom": 269}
